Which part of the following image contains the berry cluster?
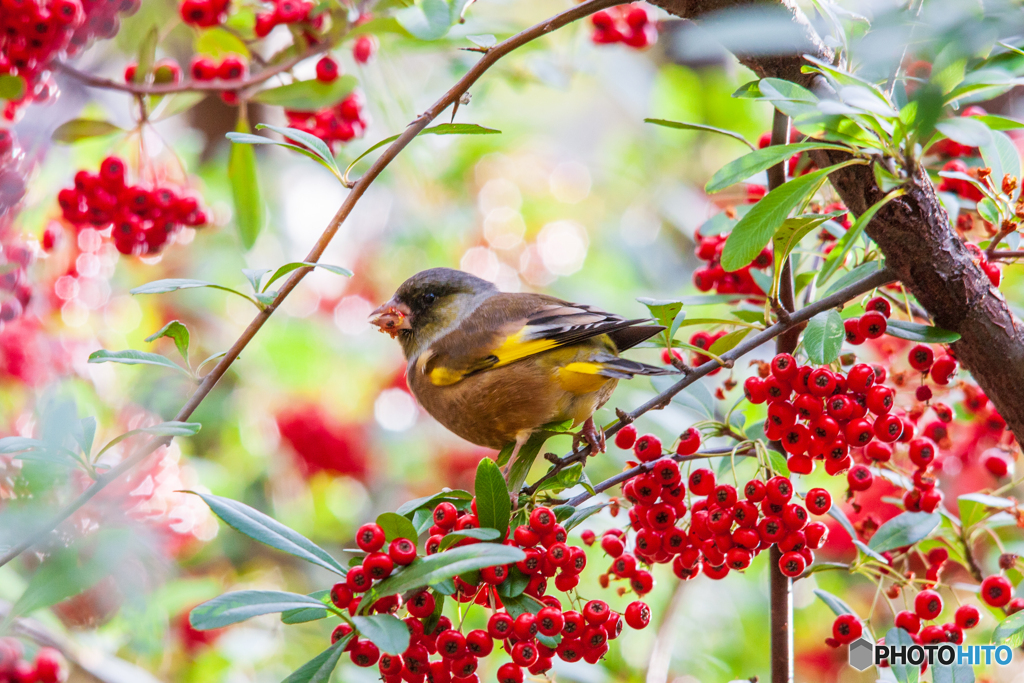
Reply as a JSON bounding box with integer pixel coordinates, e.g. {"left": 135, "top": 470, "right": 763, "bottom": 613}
{"left": 178, "top": 0, "right": 231, "bottom": 28}
{"left": 57, "top": 156, "right": 208, "bottom": 256}
{"left": 123, "top": 58, "right": 182, "bottom": 86}
{"left": 285, "top": 91, "right": 368, "bottom": 150}
{"left": 692, "top": 230, "right": 770, "bottom": 297}
{"left": 327, "top": 505, "right": 652, "bottom": 683}
{"left": 589, "top": 4, "right": 657, "bottom": 49}
{"left": 842, "top": 295, "right": 891, "bottom": 345}
{"left": 253, "top": 0, "right": 320, "bottom": 38}
{"left": 612, "top": 426, "right": 830, "bottom": 580}
{"left": 188, "top": 54, "right": 247, "bottom": 82}
{"left": 0, "top": 640, "right": 65, "bottom": 683}
{"left": 1, "top": 0, "right": 141, "bottom": 120}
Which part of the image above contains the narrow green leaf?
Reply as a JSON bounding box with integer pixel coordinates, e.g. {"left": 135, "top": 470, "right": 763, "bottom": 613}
{"left": 396, "top": 490, "right": 473, "bottom": 518}
{"left": 935, "top": 117, "right": 993, "bottom": 147}
{"left": 854, "top": 540, "right": 888, "bottom": 563}
{"left": 190, "top": 591, "right": 326, "bottom": 630}
{"left": 772, "top": 213, "right": 843, "bottom": 287}
{"left": 376, "top": 511, "right": 419, "bottom": 543}
{"left": 636, "top": 298, "right": 683, "bottom": 330}
{"left": 817, "top": 189, "right": 904, "bottom": 286}
{"left": 52, "top": 119, "right": 124, "bottom": 144}
{"left": 352, "top": 614, "right": 411, "bottom": 655}
{"left": 813, "top": 588, "right": 856, "bottom": 617}
{"left": 438, "top": 528, "right": 501, "bottom": 552}
{"left": 981, "top": 129, "right": 1021, "bottom": 191}
{"left": 362, "top": 544, "right": 525, "bottom": 606}
{"left": 263, "top": 261, "right": 353, "bottom": 291}
{"left": 253, "top": 75, "right": 357, "bottom": 110}
{"left": 75, "top": 417, "right": 97, "bottom": 458}
{"left": 230, "top": 115, "right": 264, "bottom": 249}
{"left": 562, "top": 504, "right": 606, "bottom": 532}
{"left": 0, "top": 436, "right": 45, "bottom": 454}
{"left": 345, "top": 124, "right": 500, "bottom": 180}
{"left": 503, "top": 432, "right": 547, "bottom": 496}
{"left": 474, "top": 458, "right": 511, "bottom": 534}
{"left": 135, "top": 27, "right": 158, "bottom": 84}
{"left": 721, "top": 161, "right": 864, "bottom": 272}
{"left": 242, "top": 268, "right": 272, "bottom": 293}
{"left": 803, "top": 310, "right": 844, "bottom": 364}
{"left": 885, "top": 320, "right": 960, "bottom": 344}
{"left": 992, "top": 610, "right": 1024, "bottom": 647}
{"left": 958, "top": 492, "right": 1014, "bottom": 529}
{"left": 819, "top": 260, "right": 885, "bottom": 299}
{"left": 281, "top": 590, "right": 330, "bottom": 624}
{"left": 827, "top": 506, "right": 856, "bottom": 539}
{"left": 644, "top": 118, "right": 754, "bottom": 150}
{"left": 868, "top": 512, "right": 941, "bottom": 553}
{"left": 886, "top": 627, "right": 919, "bottom": 683}
{"left": 192, "top": 492, "right": 348, "bottom": 575}
{"left": 93, "top": 421, "right": 201, "bottom": 459}
{"left": 255, "top": 124, "right": 338, "bottom": 173}
{"left": 282, "top": 638, "right": 350, "bottom": 683}
{"left": 145, "top": 320, "right": 190, "bottom": 362}
{"left": 87, "top": 349, "right": 190, "bottom": 376}
{"left": 705, "top": 142, "right": 849, "bottom": 194}
{"left": 707, "top": 327, "right": 750, "bottom": 355}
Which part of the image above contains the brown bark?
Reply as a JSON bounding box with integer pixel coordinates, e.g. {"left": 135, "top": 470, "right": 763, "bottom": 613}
{"left": 652, "top": 0, "right": 1024, "bottom": 441}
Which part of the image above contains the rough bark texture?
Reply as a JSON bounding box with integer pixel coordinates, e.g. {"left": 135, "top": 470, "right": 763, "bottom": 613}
{"left": 652, "top": 0, "right": 1024, "bottom": 441}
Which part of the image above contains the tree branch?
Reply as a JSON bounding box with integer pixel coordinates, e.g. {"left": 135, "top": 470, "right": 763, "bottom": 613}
{"left": 524, "top": 266, "right": 896, "bottom": 498}
{"left": 0, "top": 0, "right": 621, "bottom": 570}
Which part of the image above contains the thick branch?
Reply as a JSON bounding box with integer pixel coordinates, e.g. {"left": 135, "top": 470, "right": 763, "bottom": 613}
{"left": 0, "top": 0, "right": 620, "bottom": 570}
{"left": 524, "top": 267, "right": 895, "bottom": 497}
{"left": 650, "top": 0, "right": 1024, "bottom": 442}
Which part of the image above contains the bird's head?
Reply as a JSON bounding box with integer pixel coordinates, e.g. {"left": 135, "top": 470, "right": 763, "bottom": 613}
{"left": 370, "top": 268, "right": 497, "bottom": 358}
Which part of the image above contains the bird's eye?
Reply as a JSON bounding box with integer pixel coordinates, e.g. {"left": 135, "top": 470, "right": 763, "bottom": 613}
{"left": 422, "top": 292, "right": 436, "bottom": 305}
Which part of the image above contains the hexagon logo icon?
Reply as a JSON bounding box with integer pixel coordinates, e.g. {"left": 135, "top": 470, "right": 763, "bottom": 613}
{"left": 848, "top": 637, "right": 874, "bottom": 671}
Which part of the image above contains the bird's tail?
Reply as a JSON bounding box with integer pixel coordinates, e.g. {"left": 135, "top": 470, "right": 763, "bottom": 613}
{"left": 589, "top": 354, "right": 680, "bottom": 379}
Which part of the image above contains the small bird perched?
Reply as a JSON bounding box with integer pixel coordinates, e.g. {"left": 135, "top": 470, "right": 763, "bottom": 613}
{"left": 370, "top": 268, "right": 674, "bottom": 466}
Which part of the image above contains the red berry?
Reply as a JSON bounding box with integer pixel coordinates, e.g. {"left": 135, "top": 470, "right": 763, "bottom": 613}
{"left": 407, "top": 590, "right": 435, "bottom": 618}
{"left": 895, "top": 609, "right": 921, "bottom": 634}
{"left": 353, "top": 35, "right": 378, "bottom": 63}
{"left": 832, "top": 614, "right": 862, "bottom": 644}
{"left": 676, "top": 427, "right": 701, "bottom": 455}
{"left": 497, "top": 663, "right": 523, "bottom": 683}
{"left": 908, "top": 437, "right": 938, "bottom": 468}
{"left": 688, "top": 468, "right": 715, "bottom": 496}
{"left": 356, "top": 522, "right": 386, "bottom": 552}
{"left": 511, "top": 641, "right": 538, "bottom": 667}
{"left": 805, "top": 488, "right": 832, "bottom": 515}
{"left": 190, "top": 56, "right": 218, "bottom": 81}
{"left": 771, "top": 353, "right": 798, "bottom": 381}
{"left": 778, "top": 551, "right": 806, "bottom": 577}
{"left": 351, "top": 639, "right": 380, "bottom": 667}
{"left": 847, "top": 464, "right": 874, "bottom": 492}
{"left": 316, "top": 56, "right": 340, "bottom": 82}
{"left": 955, "top": 604, "right": 980, "bottom": 629}
{"left": 981, "top": 575, "right": 1013, "bottom": 607}
{"left": 614, "top": 424, "right": 637, "bottom": 449}
{"left": 583, "top": 600, "right": 609, "bottom": 625}
{"left": 218, "top": 55, "right": 247, "bottom": 80}
{"left": 909, "top": 344, "right": 935, "bottom": 372}
{"left": 634, "top": 434, "right": 662, "bottom": 462}
{"left": 330, "top": 582, "right": 353, "bottom": 609}
{"left": 915, "top": 589, "right": 943, "bottom": 620}
{"left": 859, "top": 311, "right": 887, "bottom": 339}
{"left": 433, "top": 502, "right": 458, "bottom": 529}
{"left": 844, "top": 318, "right": 866, "bottom": 345}
{"left": 529, "top": 506, "right": 556, "bottom": 533}
{"left": 865, "top": 296, "right": 891, "bottom": 318}
{"left": 389, "top": 537, "right": 417, "bottom": 565}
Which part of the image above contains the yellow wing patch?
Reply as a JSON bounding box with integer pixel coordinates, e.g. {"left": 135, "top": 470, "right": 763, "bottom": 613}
{"left": 555, "top": 362, "right": 614, "bottom": 394}
{"left": 427, "top": 329, "right": 561, "bottom": 387}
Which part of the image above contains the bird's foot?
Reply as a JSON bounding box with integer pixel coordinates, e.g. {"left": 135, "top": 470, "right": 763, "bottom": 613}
{"left": 574, "top": 417, "right": 605, "bottom": 454}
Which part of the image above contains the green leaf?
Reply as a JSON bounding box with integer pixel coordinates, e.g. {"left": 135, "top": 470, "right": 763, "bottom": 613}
{"left": 466, "top": 34, "right": 496, "bottom": 48}
{"left": 131, "top": 278, "right": 241, "bottom": 297}
{"left": 94, "top": 421, "right": 201, "bottom": 459}
{"left": 636, "top": 298, "right": 683, "bottom": 330}
{"left": 767, "top": 449, "right": 790, "bottom": 477}
{"left": 496, "top": 567, "right": 530, "bottom": 599}
{"left": 253, "top": 75, "right": 357, "bottom": 110}
{"left": 772, "top": 213, "right": 843, "bottom": 288}
{"left": 803, "top": 310, "right": 844, "bottom": 364}
{"left": 958, "top": 492, "right": 1014, "bottom": 529}
{"left": 52, "top": 119, "right": 124, "bottom": 144}
{"left": 733, "top": 80, "right": 762, "bottom": 98}
{"left": 195, "top": 27, "right": 250, "bottom": 58}
{"left": 562, "top": 503, "right": 606, "bottom": 531}
{"left": 708, "top": 327, "right": 750, "bottom": 355}
{"left": 352, "top": 614, "right": 411, "bottom": 655}
{"left": 134, "top": 26, "right": 158, "bottom": 84}
{"left": 281, "top": 590, "right": 330, "bottom": 624}
{"left": 500, "top": 593, "right": 545, "bottom": 620}
{"left": 242, "top": 268, "right": 272, "bottom": 293}
{"left": 992, "top": 610, "right": 1024, "bottom": 647}
{"left": 885, "top": 627, "right": 919, "bottom": 683}
{"left": 705, "top": 142, "right": 849, "bottom": 194}
{"left": 254, "top": 124, "right": 342, "bottom": 178}
{"left": 884, "top": 320, "right": 960, "bottom": 344}
{"left": 438, "top": 528, "right": 501, "bottom": 552}
{"left": 813, "top": 588, "right": 856, "bottom": 617}
{"left": 376, "top": 512, "right": 419, "bottom": 543}
{"left": 346, "top": 123, "right": 500, "bottom": 180}
{"left": 474, "top": 458, "right": 511, "bottom": 534}
{"left": 152, "top": 92, "right": 206, "bottom": 121}
{"left": 868, "top": 512, "right": 941, "bottom": 553}
{"left": 395, "top": 0, "right": 454, "bottom": 40}
{"left": 981, "top": 130, "right": 1021, "bottom": 192}
{"left": 935, "top": 117, "right": 993, "bottom": 147}
{"left": 0, "top": 74, "right": 26, "bottom": 101}
{"left": 74, "top": 416, "right": 96, "bottom": 458}
{"left": 190, "top": 591, "right": 325, "bottom": 630}
{"left": 975, "top": 114, "right": 1024, "bottom": 131}
{"left": 191, "top": 492, "right": 348, "bottom": 575}
{"left": 854, "top": 540, "right": 888, "bottom": 563}
{"left": 362, "top": 544, "right": 525, "bottom": 605}
{"left": 0, "top": 436, "right": 45, "bottom": 454}
{"left": 502, "top": 431, "right": 547, "bottom": 496}
{"left": 819, "top": 261, "right": 885, "bottom": 299}
{"left": 721, "top": 161, "right": 863, "bottom": 272}
{"left": 817, "top": 189, "right": 904, "bottom": 286}
{"left": 263, "top": 261, "right": 353, "bottom": 291}
{"left": 282, "top": 638, "right": 350, "bottom": 683}
{"left": 644, "top": 118, "right": 754, "bottom": 150}
{"left": 87, "top": 349, "right": 190, "bottom": 376}
{"left": 827, "top": 506, "right": 856, "bottom": 539}
{"left": 396, "top": 490, "right": 473, "bottom": 518}
{"left": 10, "top": 531, "right": 129, "bottom": 620}
{"left": 932, "top": 662, "right": 975, "bottom": 683}
{"left": 230, "top": 115, "right": 264, "bottom": 250}
{"left": 145, "top": 320, "right": 190, "bottom": 363}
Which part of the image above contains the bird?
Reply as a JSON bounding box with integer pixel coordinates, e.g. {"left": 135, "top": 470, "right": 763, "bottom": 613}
{"left": 369, "top": 268, "right": 676, "bottom": 468}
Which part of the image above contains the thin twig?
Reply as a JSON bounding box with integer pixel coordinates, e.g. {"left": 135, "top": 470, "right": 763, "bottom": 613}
{"left": 990, "top": 250, "right": 1024, "bottom": 261}
{"left": 0, "top": 0, "right": 621, "bottom": 570}
{"left": 524, "top": 266, "right": 897, "bottom": 498}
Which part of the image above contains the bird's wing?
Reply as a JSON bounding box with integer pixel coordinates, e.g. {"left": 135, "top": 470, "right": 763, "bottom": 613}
{"left": 417, "top": 293, "right": 664, "bottom": 386}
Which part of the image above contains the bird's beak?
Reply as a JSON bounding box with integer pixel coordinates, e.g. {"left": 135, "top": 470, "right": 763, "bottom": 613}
{"left": 369, "top": 299, "right": 413, "bottom": 338}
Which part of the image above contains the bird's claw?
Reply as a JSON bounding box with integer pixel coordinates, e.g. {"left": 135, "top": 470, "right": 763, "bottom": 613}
{"left": 573, "top": 417, "right": 605, "bottom": 454}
